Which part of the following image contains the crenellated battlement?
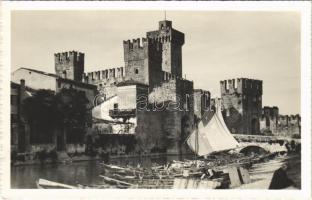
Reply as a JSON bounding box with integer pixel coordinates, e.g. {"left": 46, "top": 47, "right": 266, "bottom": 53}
{"left": 147, "top": 35, "right": 172, "bottom": 43}
{"left": 147, "top": 20, "right": 184, "bottom": 46}
{"left": 220, "top": 78, "right": 262, "bottom": 95}
{"left": 54, "top": 51, "right": 84, "bottom": 63}
{"left": 82, "top": 67, "right": 125, "bottom": 83}
{"left": 123, "top": 38, "right": 162, "bottom": 51}
{"left": 220, "top": 78, "right": 263, "bottom": 134}
{"left": 262, "top": 106, "right": 279, "bottom": 119}
{"left": 162, "top": 71, "right": 177, "bottom": 81}
{"left": 123, "top": 38, "right": 146, "bottom": 50}
{"left": 278, "top": 114, "right": 301, "bottom": 126}
{"left": 55, "top": 51, "right": 84, "bottom": 81}
{"left": 161, "top": 71, "right": 187, "bottom": 82}
{"left": 123, "top": 37, "right": 162, "bottom": 64}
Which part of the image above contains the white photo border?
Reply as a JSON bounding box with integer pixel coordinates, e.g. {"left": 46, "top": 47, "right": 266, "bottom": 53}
{"left": 1, "top": 1, "right": 311, "bottom": 200}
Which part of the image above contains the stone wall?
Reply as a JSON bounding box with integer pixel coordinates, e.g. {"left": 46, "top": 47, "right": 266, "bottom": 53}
{"left": 259, "top": 106, "right": 279, "bottom": 135}
{"left": 194, "top": 89, "right": 211, "bottom": 120}
{"left": 55, "top": 51, "right": 84, "bottom": 82}
{"left": 258, "top": 111, "right": 301, "bottom": 137}
{"left": 146, "top": 20, "right": 184, "bottom": 78}
{"left": 146, "top": 77, "right": 194, "bottom": 154}
{"left": 123, "top": 38, "right": 162, "bottom": 90}
{"left": 277, "top": 114, "right": 301, "bottom": 137}
{"left": 221, "top": 78, "right": 262, "bottom": 135}
{"left": 82, "top": 67, "right": 126, "bottom": 99}
{"left": 136, "top": 109, "right": 192, "bottom": 154}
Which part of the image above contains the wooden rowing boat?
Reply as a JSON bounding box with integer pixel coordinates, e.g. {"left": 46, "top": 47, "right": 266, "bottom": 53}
{"left": 36, "top": 179, "right": 77, "bottom": 189}
{"left": 100, "top": 175, "right": 136, "bottom": 187}
{"left": 36, "top": 178, "right": 114, "bottom": 189}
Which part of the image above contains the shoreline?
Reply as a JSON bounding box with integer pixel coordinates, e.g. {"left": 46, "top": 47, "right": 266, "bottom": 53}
{"left": 11, "top": 152, "right": 194, "bottom": 167}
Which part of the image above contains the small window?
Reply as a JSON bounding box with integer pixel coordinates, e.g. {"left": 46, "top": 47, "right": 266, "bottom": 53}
{"left": 113, "top": 103, "right": 118, "bottom": 110}
{"left": 63, "top": 71, "right": 67, "bottom": 79}
{"left": 135, "top": 69, "right": 139, "bottom": 74}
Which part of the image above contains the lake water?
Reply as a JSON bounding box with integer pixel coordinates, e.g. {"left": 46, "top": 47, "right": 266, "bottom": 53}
{"left": 11, "top": 154, "right": 301, "bottom": 189}
{"left": 11, "top": 155, "right": 192, "bottom": 188}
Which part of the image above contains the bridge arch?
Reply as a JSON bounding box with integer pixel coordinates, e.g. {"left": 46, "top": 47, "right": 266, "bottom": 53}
{"left": 239, "top": 145, "right": 268, "bottom": 155}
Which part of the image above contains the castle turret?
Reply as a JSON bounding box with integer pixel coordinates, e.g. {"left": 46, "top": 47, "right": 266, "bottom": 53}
{"left": 220, "top": 78, "right": 263, "bottom": 135}
{"left": 55, "top": 51, "right": 84, "bottom": 82}
{"left": 147, "top": 20, "right": 184, "bottom": 78}
{"left": 123, "top": 38, "right": 162, "bottom": 89}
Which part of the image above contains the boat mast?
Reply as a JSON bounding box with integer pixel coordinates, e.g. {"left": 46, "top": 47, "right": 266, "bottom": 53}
{"left": 194, "top": 122, "right": 199, "bottom": 162}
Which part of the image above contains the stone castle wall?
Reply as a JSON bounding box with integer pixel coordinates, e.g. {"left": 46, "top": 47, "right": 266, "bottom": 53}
{"left": 221, "top": 78, "right": 262, "bottom": 135}
{"left": 55, "top": 51, "right": 84, "bottom": 82}
{"left": 82, "top": 67, "right": 125, "bottom": 99}
{"left": 194, "top": 89, "right": 211, "bottom": 120}
{"left": 259, "top": 106, "right": 279, "bottom": 135}
{"left": 123, "top": 38, "right": 162, "bottom": 90}
{"left": 258, "top": 106, "right": 301, "bottom": 137}
{"left": 146, "top": 76, "right": 194, "bottom": 154}
{"left": 147, "top": 20, "right": 185, "bottom": 78}
{"left": 277, "top": 114, "right": 301, "bottom": 137}
{"left": 51, "top": 20, "right": 204, "bottom": 154}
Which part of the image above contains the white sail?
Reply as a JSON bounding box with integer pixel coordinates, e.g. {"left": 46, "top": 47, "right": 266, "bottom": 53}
{"left": 187, "top": 101, "right": 239, "bottom": 156}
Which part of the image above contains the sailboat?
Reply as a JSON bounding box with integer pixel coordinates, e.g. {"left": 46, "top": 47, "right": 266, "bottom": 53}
{"left": 187, "top": 100, "right": 240, "bottom": 156}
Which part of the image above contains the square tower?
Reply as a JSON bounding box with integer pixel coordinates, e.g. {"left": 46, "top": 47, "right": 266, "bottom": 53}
{"left": 220, "top": 78, "right": 263, "bottom": 135}
{"left": 123, "top": 38, "right": 162, "bottom": 90}
{"left": 147, "top": 20, "right": 185, "bottom": 78}
{"left": 55, "top": 51, "right": 84, "bottom": 81}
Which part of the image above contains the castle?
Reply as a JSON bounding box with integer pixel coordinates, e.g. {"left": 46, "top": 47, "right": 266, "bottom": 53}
{"left": 11, "top": 19, "right": 300, "bottom": 155}
{"left": 80, "top": 20, "right": 185, "bottom": 97}
{"left": 55, "top": 20, "right": 195, "bottom": 153}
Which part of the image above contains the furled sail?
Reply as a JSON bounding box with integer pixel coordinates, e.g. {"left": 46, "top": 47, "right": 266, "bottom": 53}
{"left": 187, "top": 101, "right": 240, "bottom": 156}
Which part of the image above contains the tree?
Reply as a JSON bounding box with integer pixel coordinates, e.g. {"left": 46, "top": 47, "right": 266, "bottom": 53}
{"left": 22, "top": 88, "right": 90, "bottom": 150}
{"left": 55, "top": 88, "right": 89, "bottom": 128}
{"left": 22, "top": 89, "right": 57, "bottom": 143}
{"left": 54, "top": 88, "right": 90, "bottom": 147}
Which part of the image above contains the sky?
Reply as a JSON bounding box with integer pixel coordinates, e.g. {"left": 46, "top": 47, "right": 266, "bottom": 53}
{"left": 11, "top": 11, "right": 301, "bottom": 115}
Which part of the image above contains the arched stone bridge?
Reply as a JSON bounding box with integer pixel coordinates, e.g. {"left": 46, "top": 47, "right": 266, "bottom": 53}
{"left": 233, "top": 134, "right": 300, "bottom": 153}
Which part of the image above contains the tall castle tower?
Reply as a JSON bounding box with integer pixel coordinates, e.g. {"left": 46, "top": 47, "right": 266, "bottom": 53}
{"left": 55, "top": 51, "right": 84, "bottom": 81}
{"left": 123, "top": 38, "right": 162, "bottom": 89}
{"left": 147, "top": 20, "right": 185, "bottom": 78}
{"left": 220, "top": 78, "right": 263, "bottom": 135}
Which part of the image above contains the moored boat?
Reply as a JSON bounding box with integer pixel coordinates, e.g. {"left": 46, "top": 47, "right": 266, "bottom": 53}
{"left": 36, "top": 179, "right": 78, "bottom": 189}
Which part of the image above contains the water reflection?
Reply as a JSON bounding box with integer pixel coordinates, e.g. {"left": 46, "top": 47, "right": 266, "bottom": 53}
{"left": 11, "top": 155, "right": 192, "bottom": 188}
